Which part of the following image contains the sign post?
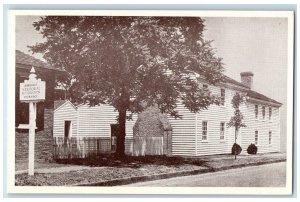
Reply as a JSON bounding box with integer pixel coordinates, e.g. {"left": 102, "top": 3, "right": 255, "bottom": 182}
{"left": 20, "top": 67, "right": 45, "bottom": 176}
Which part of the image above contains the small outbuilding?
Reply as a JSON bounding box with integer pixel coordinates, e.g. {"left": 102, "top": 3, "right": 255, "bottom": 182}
{"left": 132, "top": 106, "right": 172, "bottom": 156}
{"left": 53, "top": 100, "right": 136, "bottom": 159}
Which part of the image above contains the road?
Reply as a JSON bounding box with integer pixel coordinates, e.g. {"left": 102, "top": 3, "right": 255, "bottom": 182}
{"left": 123, "top": 162, "right": 286, "bottom": 187}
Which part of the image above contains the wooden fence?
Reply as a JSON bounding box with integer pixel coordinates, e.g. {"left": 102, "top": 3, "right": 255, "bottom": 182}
{"left": 53, "top": 137, "right": 111, "bottom": 159}
{"left": 53, "top": 133, "right": 171, "bottom": 159}
{"left": 132, "top": 136, "right": 164, "bottom": 156}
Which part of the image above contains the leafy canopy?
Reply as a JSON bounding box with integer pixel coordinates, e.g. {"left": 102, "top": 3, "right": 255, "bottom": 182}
{"left": 30, "top": 16, "right": 224, "bottom": 117}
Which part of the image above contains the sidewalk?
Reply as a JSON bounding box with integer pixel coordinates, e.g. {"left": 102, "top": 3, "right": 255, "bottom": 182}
{"left": 15, "top": 152, "right": 286, "bottom": 186}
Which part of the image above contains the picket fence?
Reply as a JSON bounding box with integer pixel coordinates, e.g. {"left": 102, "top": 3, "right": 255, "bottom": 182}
{"left": 53, "top": 137, "right": 111, "bottom": 159}
{"left": 53, "top": 135, "right": 169, "bottom": 159}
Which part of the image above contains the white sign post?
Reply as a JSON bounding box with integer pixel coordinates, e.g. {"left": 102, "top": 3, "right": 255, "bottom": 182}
{"left": 20, "top": 67, "right": 45, "bottom": 176}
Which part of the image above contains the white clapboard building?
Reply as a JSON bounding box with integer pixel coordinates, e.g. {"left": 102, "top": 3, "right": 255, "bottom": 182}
{"left": 53, "top": 72, "right": 281, "bottom": 158}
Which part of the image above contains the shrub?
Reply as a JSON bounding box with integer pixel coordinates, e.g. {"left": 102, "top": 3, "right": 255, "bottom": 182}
{"left": 231, "top": 143, "right": 242, "bottom": 155}
{"left": 247, "top": 143, "right": 258, "bottom": 154}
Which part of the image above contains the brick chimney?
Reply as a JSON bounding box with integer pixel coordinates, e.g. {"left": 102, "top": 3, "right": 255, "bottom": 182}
{"left": 240, "top": 72, "right": 253, "bottom": 89}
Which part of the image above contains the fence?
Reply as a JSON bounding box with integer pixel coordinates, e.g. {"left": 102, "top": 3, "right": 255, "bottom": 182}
{"left": 132, "top": 136, "right": 164, "bottom": 156}
{"left": 53, "top": 137, "right": 111, "bottom": 159}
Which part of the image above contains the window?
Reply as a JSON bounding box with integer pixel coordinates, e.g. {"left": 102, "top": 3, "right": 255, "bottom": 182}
{"left": 262, "top": 106, "right": 265, "bottom": 119}
{"left": 269, "top": 131, "right": 272, "bottom": 144}
{"left": 203, "top": 84, "right": 208, "bottom": 89}
{"left": 269, "top": 107, "right": 272, "bottom": 120}
{"left": 220, "top": 122, "right": 225, "bottom": 140}
{"left": 255, "top": 105, "right": 258, "bottom": 119}
{"left": 220, "top": 88, "right": 225, "bottom": 105}
{"left": 255, "top": 131, "right": 259, "bottom": 145}
{"left": 202, "top": 121, "right": 208, "bottom": 141}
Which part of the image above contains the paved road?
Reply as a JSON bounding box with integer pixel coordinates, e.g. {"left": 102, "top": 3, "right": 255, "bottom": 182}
{"left": 123, "top": 162, "right": 286, "bottom": 187}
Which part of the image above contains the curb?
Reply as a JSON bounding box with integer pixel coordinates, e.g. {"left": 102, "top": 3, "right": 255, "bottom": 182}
{"left": 75, "top": 159, "right": 286, "bottom": 186}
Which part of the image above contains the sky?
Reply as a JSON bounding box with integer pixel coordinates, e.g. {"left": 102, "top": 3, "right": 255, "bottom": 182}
{"left": 15, "top": 16, "right": 289, "bottom": 151}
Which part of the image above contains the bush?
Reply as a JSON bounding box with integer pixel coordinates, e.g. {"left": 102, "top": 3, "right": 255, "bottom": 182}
{"left": 247, "top": 143, "right": 258, "bottom": 154}
{"left": 231, "top": 143, "right": 242, "bottom": 155}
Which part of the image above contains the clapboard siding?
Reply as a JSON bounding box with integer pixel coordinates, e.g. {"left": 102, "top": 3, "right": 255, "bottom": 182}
{"left": 76, "top": 104, "right": 136, "bottom": 139}
{"left": 77, "top": 104, "right": 118, "bottom": 138}
{"left": 54, "top": 102, "right": 137, "bottom": 153}
{"left": 168, "top": 103, "right": 196, "bottom": 156}
{"left": 168, "top": 84, "right": 281, "bottom": 157}
{"left": 240, "top": 103, "right": 281, "bottom": 153}
{"left": 54, "top": 81, "right": 281, "bottom": 157}
{"left": 195, "top": 86, "right": 235, "bottom": 156}
{"left": 53, "top": 101, "right": 77, "bottom": 138}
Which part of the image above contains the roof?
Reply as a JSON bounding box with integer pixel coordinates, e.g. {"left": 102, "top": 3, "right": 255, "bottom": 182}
{"left": 54, "top": 100, "right": 77, "bottom": 112}
{"left": 222, "top": 75, "right": 281, "bottom": 106}
{"left": 246, "top": 90, "right": 282, "bottom": 105}
{"left": 54, "top": 100, "right": 68, "bottom": 111}
{"left": 16, "top": 50, "right": 63, "bottom": 71}
{"left": 223, "top": 75, "right": 249, "bottom": 89}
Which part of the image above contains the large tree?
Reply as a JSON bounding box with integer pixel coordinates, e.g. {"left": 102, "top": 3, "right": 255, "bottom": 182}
{"left": 30, "top": 16, "right": 224, "bottom": 157}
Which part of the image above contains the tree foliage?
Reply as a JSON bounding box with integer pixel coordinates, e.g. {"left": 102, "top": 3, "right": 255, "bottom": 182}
{"left": 30, "top": 16, "right": 224, "bottom": 115}
{"left": 227, "top": 92, "right": 246, "bottom": 129}
{"left": 30, "top": 16, "right": 225, "bottom": 156}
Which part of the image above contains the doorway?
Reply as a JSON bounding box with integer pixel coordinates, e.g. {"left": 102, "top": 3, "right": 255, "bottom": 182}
{"left": 110, "top": 124, "right": 119, "bottom": 152}
{"left": 64, "top": 121, "right": 71, "bottom": 144}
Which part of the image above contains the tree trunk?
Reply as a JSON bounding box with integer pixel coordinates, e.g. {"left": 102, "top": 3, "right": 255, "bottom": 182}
{"left": 115, "top": 89, "right": 130, "bottom": 159}
{"left": 116, "top": 107, "right": 126, "bottom": 158}
{"left": 234, "top": 127, "right": 237, "bottom": 160}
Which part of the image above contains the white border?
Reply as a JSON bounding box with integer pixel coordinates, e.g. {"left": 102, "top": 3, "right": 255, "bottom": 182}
{"left": 6, "top": 10, "right": 294, "bottom": 195}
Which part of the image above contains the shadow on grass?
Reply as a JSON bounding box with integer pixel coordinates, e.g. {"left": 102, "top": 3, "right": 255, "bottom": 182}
{"left": 54, "top": 154, "right": 208, "bottom": 168}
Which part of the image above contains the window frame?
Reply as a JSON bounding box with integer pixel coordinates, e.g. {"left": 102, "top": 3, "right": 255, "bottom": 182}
{"left": 255, "top": 105, "right": 258, "bottom": 119}
{"left": 255, "top": 130, "right": 259, "bottom": 145}
{"left": 202, "top": 121, "right": 208, "bottom": 141}
{"left": 262, "top": 106, "right": 266, "bottom": 120}
{"left": 220, "top": 122, "right": 225, "bottom": 141}
{"left": 220, "top": 88, "right": 225, "bottom": 106}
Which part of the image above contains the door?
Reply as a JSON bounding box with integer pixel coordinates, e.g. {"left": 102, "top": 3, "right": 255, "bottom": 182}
{"left": 110, "top": 124, "right": 118, "bottom": 152}
{"left": 64, "top": 121, "right": 71, "bottom": 145}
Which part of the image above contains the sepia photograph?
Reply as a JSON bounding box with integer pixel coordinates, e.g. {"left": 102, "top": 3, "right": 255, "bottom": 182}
{"left": 6, "top": 10, "right": 294, "bottom": 195}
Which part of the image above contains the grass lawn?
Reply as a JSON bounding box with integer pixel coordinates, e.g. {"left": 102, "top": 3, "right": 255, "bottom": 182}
{"left": 15, "top": 153, "right": 286, "bottom": 186}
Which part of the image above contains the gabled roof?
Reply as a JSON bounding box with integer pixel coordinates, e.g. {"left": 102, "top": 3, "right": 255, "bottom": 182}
{"left": 54, "top": 100, "right": 77, "bottom": 112}
{"left": 16, "top": 50, "right": 63, "bottom": 71}
{"left": 54, "top": 100, "right": 68, "bottom": 111}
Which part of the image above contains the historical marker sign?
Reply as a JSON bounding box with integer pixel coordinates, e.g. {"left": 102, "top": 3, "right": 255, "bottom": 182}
{"left": 19, "top": 67, "right": 45, "bottom": 176}
{"left": 20, "top": 77, "right": 45, "bottom": 102}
